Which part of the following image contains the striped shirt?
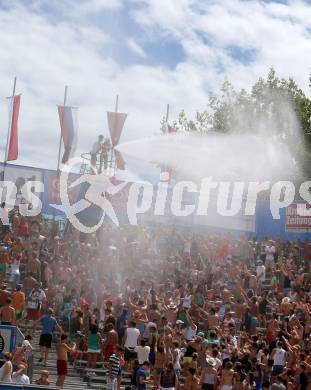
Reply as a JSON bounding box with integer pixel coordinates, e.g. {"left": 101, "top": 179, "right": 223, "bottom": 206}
{"left": 109, "top": 354, "right": 120, "bottom": 377}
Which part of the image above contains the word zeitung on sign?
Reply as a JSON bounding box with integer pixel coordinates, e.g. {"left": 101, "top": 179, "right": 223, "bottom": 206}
{"left": 286, "top": 203, "right": 311, "bottom": 231}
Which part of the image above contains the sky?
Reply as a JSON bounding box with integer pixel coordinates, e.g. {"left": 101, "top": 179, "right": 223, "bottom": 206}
{"left": 0, "top": 0, "right": 311, "bottom": 173}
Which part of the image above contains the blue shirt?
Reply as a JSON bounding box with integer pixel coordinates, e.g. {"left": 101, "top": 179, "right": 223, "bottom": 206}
{"left": 41, "top": 315, "right": 57, "bottom": 335}
{"left": 136, "top": 368, "right": 146, "bottom": 390}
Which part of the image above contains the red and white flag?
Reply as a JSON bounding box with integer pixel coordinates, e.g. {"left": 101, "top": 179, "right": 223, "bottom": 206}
{"left": 107, "top": 111, "right": 127, "bottom": 146}
{"left": 58, "top": 106, "right": 78, "bottom": 164}
{"left": 6, "top": 95, "right": 21, "bottom": 161}
{"left": 114, "top": 150, "right": 126, "bottom": 170}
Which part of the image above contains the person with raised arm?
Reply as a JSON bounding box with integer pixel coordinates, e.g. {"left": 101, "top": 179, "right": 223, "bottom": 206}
{"left": 56, "top": 334, "right": 76, "bottom": 389}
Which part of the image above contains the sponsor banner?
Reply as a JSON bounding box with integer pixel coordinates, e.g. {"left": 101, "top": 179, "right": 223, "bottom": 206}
{"left": 42, "top": 170, "right": 82, "bottom": 217}
{"left": 285, "top": 203, "right": 311, "bottom": 231}
{"left": 44, "top": 171, "right": 79, "bottom": 205}
{"left": 285, "top": 203, "right": 311, "bottom": 232}
{"left": 0, "top": 163, "right": 43, "bottom": 206}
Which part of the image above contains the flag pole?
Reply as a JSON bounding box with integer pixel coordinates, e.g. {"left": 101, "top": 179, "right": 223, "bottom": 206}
{"left": 165, "top": 103, "right": 170, "bottom": 123}
{"left": 115, "top": 94, "right": 119, "bottom": 113}
{"left": 54, "top": 86, "right": 68, "bottom": 225}
{"left": 56, "top": 85, "right": 68, "bottom": 172}
{"left": 2, "top": 77, "right": 17, "bottom": 181}
{"left": 111, "top": 95, "right": 119, "bottom": 171}
{"left": 4, "top": 77, "right": 17, "bottom": 162}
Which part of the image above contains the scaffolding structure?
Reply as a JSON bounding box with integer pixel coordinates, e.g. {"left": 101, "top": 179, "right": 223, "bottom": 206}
{"left": 79, "top": 148, "right": 117, "bottom": 176}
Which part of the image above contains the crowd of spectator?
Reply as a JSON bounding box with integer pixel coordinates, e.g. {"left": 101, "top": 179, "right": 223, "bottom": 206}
{"left": 0, "top": 212, "right": 310, "bottom": 389}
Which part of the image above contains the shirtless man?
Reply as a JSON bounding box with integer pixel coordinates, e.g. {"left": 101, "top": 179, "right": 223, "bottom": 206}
{"left": 164, "top": 303, "right": 178, "bottom": 325}
{"left": 22, "top": 274, "right": 37, "bottom": 297}
{"left": 26, "top": 253, "right": 41, "bottom": 281}
{"left": 0, "top": 284, "right": 11, "bottom": 307}
{"left": 220, "top": 360, "right": 234, "bottom": 390}
{"left": 0, "top": 298, "right": 16, "bottom": 325}
{"left": 267, "top": 314, "right": 280, "bottom": 344}
{"left": 220, "top": 286, "right": 232, "bottom": 302}
{"left": 104, "top": 323, "right": 119, "bottom": 360}
{"left": 200, "top": 307, "right": 220, "bottom": 330}
{"left": 56, "top": 334, "right": 76, "bottom": 389}
{"left": 22, "top": 235, "right": 32, "bottom": 252}
{"left": 43, "top": 262, "right": 53, "bottom": 288}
